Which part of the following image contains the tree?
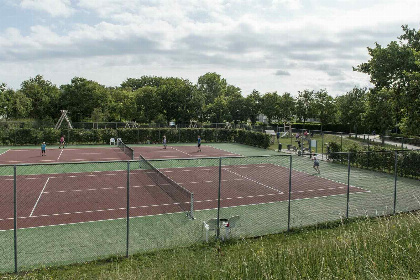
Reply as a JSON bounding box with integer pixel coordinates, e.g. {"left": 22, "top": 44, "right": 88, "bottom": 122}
{"left": 245, "top": 90, "right": 262, "bottom": 124}
{"left": 295, "top": 90, "right": 315, "bottom": 124}
{"left": 109, "top": 87, "right": 137, "bottom": 121}
{"left": 20, "top": 75, "right": 60, "bottom": 120}
{"left": 197, "top": 72, "right": 227, "bottom": 105}
{"left": 60, "top": 77, "right": 110, "bottom": 122}
{"left": 2, "top": 89, "right": 32, "bottom": 119}
{"left": 336, "top": 87, "right": 367, "bottom": 133}
{"left": 205, "top": 96, "right": 229, "bottom": 123}
{"left": 121, "top": 76, "right": 165, "bottom": 91}
{"left": 277, "top": 92, "right": 295, "bottom": 123}
{"left": 261, "top": 92, "right": 280, "bottom": 124}
{"left": 313, "top": 89, "right": 337, "bottom": 129}
{"left": 354, "top": 25, "right": 420, "bottom": 135}
{"left": 226, "top": 90, "right": 247, "bottom": 123}
{"left": 134, "top": 86, "right": 162, "bottom": 123}
{"left": 364, "top": 88, "right": 395, "bottom": 140}
{"left": 157, "top": 78, "right": 203, "bottom": 124}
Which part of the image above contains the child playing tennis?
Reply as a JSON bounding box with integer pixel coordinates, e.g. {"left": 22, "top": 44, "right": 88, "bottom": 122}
{"left": 59, "top": 135, "right": 65, "bottom": 149}
{"left": 197, "top": 135, "right": 201, "bottom": 152}
{"left": 41, "top": 142, "right": 47, "bottom": 156}
{"left": 163, "top": 135, "right": 167, "bottom": 149}
{"left": 313, "top": 156, "right": 320, "bottom": 174}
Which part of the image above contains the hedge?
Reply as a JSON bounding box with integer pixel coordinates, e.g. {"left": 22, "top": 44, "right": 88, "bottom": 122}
{"left": 328, "top": 149, "right": 419, "bottom": 179}
{"left": 0, "top": 128, "right": 271, "bottom": 149}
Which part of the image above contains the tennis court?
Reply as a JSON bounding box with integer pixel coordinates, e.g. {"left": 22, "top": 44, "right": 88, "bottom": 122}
{"left": 0, "top": 161, "right": 367, "bottom": 231}
{"left": 0, "top": 144, "right": 418, "bottom": 272}
{"left": 0, "top": 144, "right": 241, "bottom": 164}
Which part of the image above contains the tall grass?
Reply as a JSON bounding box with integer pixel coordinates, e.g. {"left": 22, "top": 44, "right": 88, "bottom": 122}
{"left": 3, "top": 212, "right": 419, "bottom": 279}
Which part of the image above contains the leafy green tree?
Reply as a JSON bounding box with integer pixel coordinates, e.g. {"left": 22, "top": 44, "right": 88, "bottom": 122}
{"left": 134, "top": 86, "right": 162, "bottom": 123}
{"left": 226, "top": 91, "right": 247, "bottom": 123}
{"left": 206, "top": 96, "right": 229, "bottom": 123}
{"left": 365, "top": 88, "right": 395, "bottom": 140}
{"left": 0, "top": 83, "right": 7, "bottom": 118}
{"left": 197, "top": 72, "right": 227, "bottom": 105}
{"left": 295, "top": 90, "right": 315, "bottom": 124}
{"left": 121, "top": 76, "right": 165, "bottom": 91}
{"left": 335, "top": 87, "right": 367, "bottom": 133}
{"left": 157, "top": 78, "right": 203, "bottom": 124}
{"left": 20, "top": 75, "right": 60, "bottom": 119}
{"left": 278, "top": 92, "right": 295, "bottom": 123}
{"left": 245, "top": 90, "right": 262, "bottom": 124}
{"left": 60, "top": 77, "right": 111, "bottom": 122}
{"left": 3, "top": 89, "right": 32, "bottom": 119}
{"left": 313, "top": 89, "right": 337, "bottom": 130}
{"left": 109, "top": 87, "right": 137, "bottom": 121}
{"left": 355, "top": 25, "right": 420, "bottom": 135}
{"left": 261, "top": 92, "right": 280, "bottom": 124}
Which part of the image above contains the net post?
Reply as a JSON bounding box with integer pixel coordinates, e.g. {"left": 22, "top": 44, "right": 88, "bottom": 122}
{"left": 393, "top": 151, "right": 398, "bottom": 215}
{"left": 287, "top": 155, "right": 292, "bottom": 232}
{"left": 126, "top": 161, "right": 130, "bottom": 258}
{"left": 346, "top": 152, "right": 351, "bottom": 219}
{"left": 14, "top": 165, "right": 18, "bottom": 273}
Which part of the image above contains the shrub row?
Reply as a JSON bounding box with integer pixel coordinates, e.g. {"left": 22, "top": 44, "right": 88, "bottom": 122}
{"left": 0, "top": 128, "right": 271, "bottom": 149}
{"left": 329, "top": 147, "right": 419, "bottom": 179}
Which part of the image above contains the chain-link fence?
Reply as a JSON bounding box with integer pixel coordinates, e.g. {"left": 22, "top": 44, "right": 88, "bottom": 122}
{"left": 0, "top": 151, "right": 419, "bottom": 273}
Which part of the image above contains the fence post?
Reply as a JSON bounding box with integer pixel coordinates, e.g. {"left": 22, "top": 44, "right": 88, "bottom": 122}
{"left": 14, "top": 165, "right": 18, "bottom": 273}
{"left": 287, "top": 155, "right": 292, "bottom": 232}
{"left": 393, "top": 151, "right": 398, "bottom": 215}
{"left": 341, "top": 133, "right": 343, "bottom": 152}
{"left": 216, "top": 157, "right": 222, "bottom": 239}
{"left": 126, "top": 161, "right": 130, "bottom": 257}
{"left": 346, "top": 153, "right": 351, "bottom": 219}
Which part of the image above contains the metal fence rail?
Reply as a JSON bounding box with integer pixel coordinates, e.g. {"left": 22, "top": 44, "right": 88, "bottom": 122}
{"left": 0, "top": 151, "right": 419, "bottom": 273}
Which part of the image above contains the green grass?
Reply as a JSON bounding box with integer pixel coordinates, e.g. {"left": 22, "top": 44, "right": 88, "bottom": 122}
{"left": 269, "top": 134, "right": 399, "bottom": 153}
{"left": 1, "top": 212, "right": 419, "bottom": 279}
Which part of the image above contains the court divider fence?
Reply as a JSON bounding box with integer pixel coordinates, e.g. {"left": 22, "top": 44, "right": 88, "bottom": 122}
{"left": 0, "top": 151, "right": 419, "bottom": 273}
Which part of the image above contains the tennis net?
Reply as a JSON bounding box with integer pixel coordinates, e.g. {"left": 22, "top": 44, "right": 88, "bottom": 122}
{"left": 139, "top": 155, "right": 194, "bottom": 219}
{"left": 117, "top": 139, "right": 134, "bottom": 160}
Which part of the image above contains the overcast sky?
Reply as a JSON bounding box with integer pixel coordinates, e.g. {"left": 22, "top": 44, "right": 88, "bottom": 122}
{"left": 1, "top": 0, "right": 419, "bottom": 96}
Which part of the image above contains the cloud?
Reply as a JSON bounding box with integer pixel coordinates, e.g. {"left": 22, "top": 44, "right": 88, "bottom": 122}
{"left": 19, "top": 0, "right": 74, "bottom": 17}
{"left": 274, "top": 70, "right": 291, "bottom": 76}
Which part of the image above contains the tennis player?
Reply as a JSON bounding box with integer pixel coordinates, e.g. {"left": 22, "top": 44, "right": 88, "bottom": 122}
{"left": 163, "top": 135, "right": 167, "bottom": 149}
{"left": 313, "top": 156, "right": 320, "bottom": 174}
{"left": 197, "top": 135, "right": 201, "bottom": 152}
{"left": 59, "top": 135, "right": 65, "bottom": 149}
{"left": 41, "top": 142, "right": 47, "bottom": 156}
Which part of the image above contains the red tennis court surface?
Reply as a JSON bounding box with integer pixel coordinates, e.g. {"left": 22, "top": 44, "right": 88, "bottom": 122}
{"left": 0, "top": 164, "right": 368, "bottom": 230}
{"left": 0, "top": 145, "right": 240, "bottom": 164}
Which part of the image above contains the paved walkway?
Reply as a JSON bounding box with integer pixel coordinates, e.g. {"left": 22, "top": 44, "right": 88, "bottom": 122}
{"left": 345, "top": 134, "right": 419, "bottom": 150}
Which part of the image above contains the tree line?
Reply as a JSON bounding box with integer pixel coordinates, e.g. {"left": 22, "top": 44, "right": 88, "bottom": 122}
{"left": 0, "top": 26, "right": 418, "bottom": 136}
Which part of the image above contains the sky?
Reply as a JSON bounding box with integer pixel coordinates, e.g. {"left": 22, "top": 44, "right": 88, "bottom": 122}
{"left": 0, "top": 0, "right": 419, "bottom": 97}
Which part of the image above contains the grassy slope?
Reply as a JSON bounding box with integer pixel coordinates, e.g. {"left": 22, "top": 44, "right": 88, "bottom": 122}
{"left": 2, "top": 211, "right": 419, "bottom": 280}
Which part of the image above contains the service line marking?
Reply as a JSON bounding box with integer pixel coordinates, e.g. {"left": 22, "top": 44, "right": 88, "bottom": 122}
{"left": 30, "top": 177, "right": 50, "bottom": 217}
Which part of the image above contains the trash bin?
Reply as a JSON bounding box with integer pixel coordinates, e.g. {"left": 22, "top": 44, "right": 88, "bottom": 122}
{"left": 278, "top": 143, "right": 282, "bottom": 151}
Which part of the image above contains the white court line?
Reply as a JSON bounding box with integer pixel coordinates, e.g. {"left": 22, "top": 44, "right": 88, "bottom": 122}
{"left": 170, "top": 146, "right": 193, "bottom": 157}
{"left": 0, "top": 149, "right": 10, "bottom": 156}
{"left": 223, "top": 168, "right": 284, "bottom": 194}
{"left": 30, "top": 177, "right": 50, "bottom": 217}
{"left": 57, "top": 149, "right": 64, "bottom": 161}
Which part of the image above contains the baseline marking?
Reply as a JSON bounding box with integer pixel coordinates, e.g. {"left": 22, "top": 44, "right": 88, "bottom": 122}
{"left": 170, "top": 146, "right": 193, "bottom": 157}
